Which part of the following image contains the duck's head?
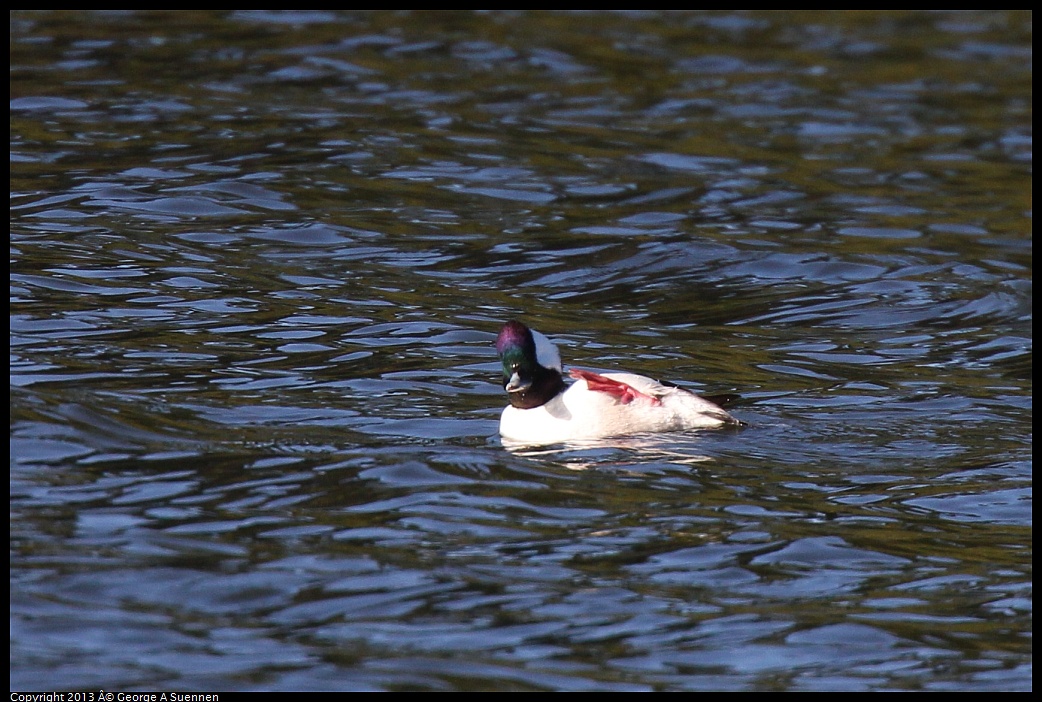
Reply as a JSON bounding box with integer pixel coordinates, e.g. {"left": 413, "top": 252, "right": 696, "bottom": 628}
{"left": 495, "top": 321, "right": 565, "bottom": 409}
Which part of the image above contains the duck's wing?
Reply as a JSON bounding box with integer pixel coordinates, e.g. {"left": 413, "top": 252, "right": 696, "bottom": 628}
{"left": 568, "top": 368, "right": 663, "bottom": 406}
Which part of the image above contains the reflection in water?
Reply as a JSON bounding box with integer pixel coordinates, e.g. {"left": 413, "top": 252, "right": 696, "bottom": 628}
{"left": 11, "top": 10, "right": 1031, "bottom": 692}
{"left": 501, "top": 431, "right": 740, "bottom": 469}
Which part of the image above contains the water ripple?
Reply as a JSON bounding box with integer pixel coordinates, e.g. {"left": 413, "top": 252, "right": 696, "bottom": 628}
{"left": 10, "top": 9, "right": 1030, "bottom": 692}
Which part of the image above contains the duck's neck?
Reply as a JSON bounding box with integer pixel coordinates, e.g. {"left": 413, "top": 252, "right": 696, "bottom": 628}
{"left": 508, "top": 367, "right": 565, "bottom": 409}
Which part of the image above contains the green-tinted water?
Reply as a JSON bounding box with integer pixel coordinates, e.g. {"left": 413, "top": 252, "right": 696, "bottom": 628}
{"left": 11, "top": 10, "right": 1031, "bottom": 691}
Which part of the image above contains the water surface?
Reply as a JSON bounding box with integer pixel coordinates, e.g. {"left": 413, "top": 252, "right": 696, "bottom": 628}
{"left": 11, "top": 10, "right": 1031, "bottom": 691}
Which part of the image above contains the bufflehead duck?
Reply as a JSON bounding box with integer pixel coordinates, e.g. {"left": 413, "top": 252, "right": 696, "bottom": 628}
{"left": 495, "top": 320, "right": 740, "bottom": 445}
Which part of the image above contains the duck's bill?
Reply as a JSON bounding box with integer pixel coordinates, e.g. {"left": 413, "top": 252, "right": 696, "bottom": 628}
{"left": 505, "top": 372, "right": 531, "bottom": 394}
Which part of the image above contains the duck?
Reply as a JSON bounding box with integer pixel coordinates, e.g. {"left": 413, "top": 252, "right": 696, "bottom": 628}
{"left": 495, "top": 320, "right": 740, "bottom": 445}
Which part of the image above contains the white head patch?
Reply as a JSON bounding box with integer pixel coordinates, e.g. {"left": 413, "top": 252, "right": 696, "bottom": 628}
{"left": 531, "top": 329, "right": 562, "bottom": 372}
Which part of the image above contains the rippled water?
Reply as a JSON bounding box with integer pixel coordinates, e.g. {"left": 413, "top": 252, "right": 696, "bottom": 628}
{"left": 11, "top": 10, "right": 1031, "bottom": 692}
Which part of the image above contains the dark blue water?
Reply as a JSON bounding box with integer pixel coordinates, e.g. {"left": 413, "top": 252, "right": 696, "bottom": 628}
{"left": 11, "top": 10, "right": 1031, "bottom": 691}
